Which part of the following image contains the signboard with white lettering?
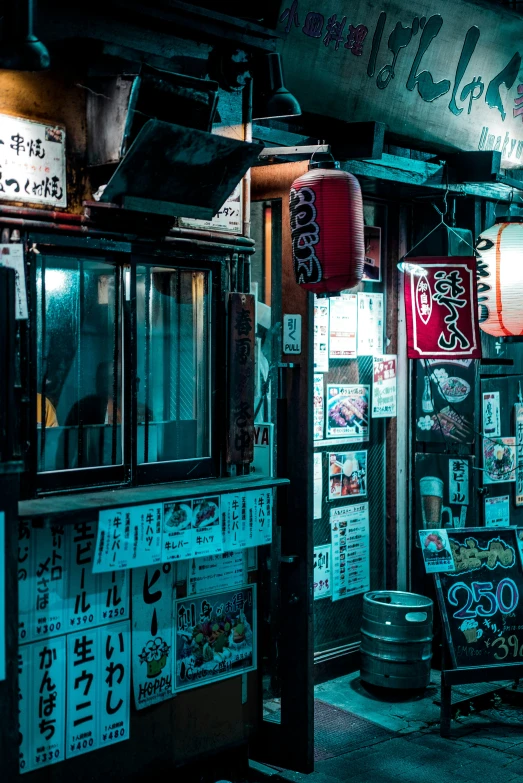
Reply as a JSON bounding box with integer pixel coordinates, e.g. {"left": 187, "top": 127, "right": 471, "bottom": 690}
{"left": 283, "top": 313, "right": 302, "bottom": 354}
{"left": 279, "top": 0, "right": 523, "bottom": 168}
{"left": 0, "top": 114, "right": 66, "bottom": 206}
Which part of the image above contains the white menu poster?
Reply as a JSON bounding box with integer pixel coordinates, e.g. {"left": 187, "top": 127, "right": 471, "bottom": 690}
{"left": 129, "top": 504, "right": 163, "bottom": 567}
{"left": 22, "top": 636, "right": 67, "bottom": 774}
{"left": 483, "top": 392, "right": 501, "bottom": 438}
{"left": 98, "top": 621, "right": 131, "bottom": 748}
{"left": 0, "top": 511, "right": 4, "bottom": 681}
{"left": 223, "top": 493, "right": 249, "bottom": 551}
{"left": 314, "top": 373, "right": 324, "bottom": 441}
{"left": 66, "top": 627, "right": 100, "bottom": 758}
{"left": 330, "top": 503, "right": 370, "bottom": 601}
{"left": 162, "top": 500, "right": 193, "bottom": 562}
{"left": 18, "top": 520, "right": 35, "bottom": 644}
{"left": 31, "top": 524, "right": 67, "bottom": 641}
{"left": 329, "top": 293, "right": 358, "bottom": 359}
{"left": 372, "top": 355, "right": 397, "bottom": 418}
{"left": 188, "top": 552, "right": 247, "bottom": 596}
{"left": 252, "top": 488, "right": 273, "bottom": 546}
{"left": 19, "top": 643, "right": 31, "bottom": 773}
{"left": 192, "top": 496, "right": 223, "bottom": 558}
{"left": 314, "top": 452, "right": 323, "bottom": 520}
{"left": 485, "top": 495, "right": 511, "bottom": 527}
{"left": 132, "top": 564, "right": 174, "bottom": 710}
{"left": 448, "top": 458, "right": 470, "bottom": 506}
{"left": 97, "top": 569, "right": 129, "bottom": 627}
{"left": 93, "top": 508, "right": 131, "bottom": 572}
{"left": 314, "top": 295, "right": 330, "bottom": 372}
{"left": 357, "top": 293, "right": 384, "bottom": 356}
{"left": 65, "top": 522, "right": 99, "bottom": 633}
{"left": 0, "top": 243, "right": 28, "bottom": 319}
{"left": 313, "top": 545, "right": 332, "bottom": 600}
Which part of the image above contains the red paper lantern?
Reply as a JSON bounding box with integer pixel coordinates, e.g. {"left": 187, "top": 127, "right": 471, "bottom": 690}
{"left": 289, "top": 163, "right": 364, "bottom": 294}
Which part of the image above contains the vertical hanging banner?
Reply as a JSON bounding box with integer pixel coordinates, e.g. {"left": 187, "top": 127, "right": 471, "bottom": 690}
{"left": 372, "top": 355, "right": 397, "bottom": 418}
{"left": 227, "top": 292, "right": 255, "bottom": 464}
{"left": 314, "top": 296, "right": 330, "bottom": 372}
{"left": 404, "top": 258, "right": 481, "bottom": 359}
{"left": 516, "top": 403, "right": 523, "bottom": 506}
{"left": 132, "top": 564, "right": 174, "bottom": 710}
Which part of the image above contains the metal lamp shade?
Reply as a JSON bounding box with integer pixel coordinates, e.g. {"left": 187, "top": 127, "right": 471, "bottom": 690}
{"left": 289, "top": 167, "right": 365, "bottom": 294}
{"left": 476, "top": 217, "right": 523, "bottom": 338}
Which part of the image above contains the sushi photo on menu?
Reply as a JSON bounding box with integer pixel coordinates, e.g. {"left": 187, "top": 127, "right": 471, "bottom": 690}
{"left": 326, "top": 385, "right": 369, "bottom": 440}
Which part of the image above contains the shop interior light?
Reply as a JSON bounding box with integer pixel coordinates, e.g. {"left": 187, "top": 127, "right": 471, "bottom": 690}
{"left": 397, "top": 260, "right": 427, "bottom": 276}
{"left": 252, "top": 53, "right": 301, "bottom": 120}
{"left": 0, "top": 0, "right": 50, "bottom": 71}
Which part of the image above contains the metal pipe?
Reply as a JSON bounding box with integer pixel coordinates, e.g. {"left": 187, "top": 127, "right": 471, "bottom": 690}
{"left": 0, "top": 205, "right": 85, "bottom": 223}
{"left": 242, "top": 77, "right": 253, "bottom": 294}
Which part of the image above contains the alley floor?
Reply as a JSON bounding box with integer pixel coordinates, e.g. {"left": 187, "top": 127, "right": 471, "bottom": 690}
{"left": 249, "top": 672, "right": 523, "bottom": 783}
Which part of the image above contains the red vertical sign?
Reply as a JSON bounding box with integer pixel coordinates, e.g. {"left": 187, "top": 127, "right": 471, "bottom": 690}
{"left": 404, "top": 257, "right": 481, "bottom": 360}
{"left": 227, "top": 293, "right": 255, "bottom": 464}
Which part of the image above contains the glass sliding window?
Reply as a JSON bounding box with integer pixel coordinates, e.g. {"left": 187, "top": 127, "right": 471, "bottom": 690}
{"left": 36, "top": 255, "right": 122, "bottom": 473}
{"left": 136, "top": 265, "right": 210, "bottom": 464}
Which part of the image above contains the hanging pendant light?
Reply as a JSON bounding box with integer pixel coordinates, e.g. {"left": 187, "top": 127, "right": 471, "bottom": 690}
{"left": 289, "top": 158, "right": 364, "bottom": 295}
{"left": 476, "top": 216, "right": 523, "bottom": 339}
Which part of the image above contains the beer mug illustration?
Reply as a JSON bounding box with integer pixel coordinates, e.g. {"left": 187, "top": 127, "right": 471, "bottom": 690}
{"left": 419, "top": 476, "right": 452, "bottom": 528}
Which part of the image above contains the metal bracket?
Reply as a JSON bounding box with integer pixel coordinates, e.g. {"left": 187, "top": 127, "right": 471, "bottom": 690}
{"left": 259, "top": 144, "right": 330, "bottom": 159}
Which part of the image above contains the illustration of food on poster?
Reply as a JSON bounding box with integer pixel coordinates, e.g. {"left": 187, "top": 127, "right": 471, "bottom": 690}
{"left": 415, "top": 359, "right": 475, "bottom": 444}
{"left": 174, "top": 585, "right": 256, "bottom": 692}
{"left": 327, "top": 385, "right": 369, "bottom": 440}
{"left": 415, "top": 453, "right": 472, "bottom": 535}
{"left": 328, "top": 451, "right": 367, "bottom": 500}
{"left": 418, "top": 529, "right": 455, "bottom": 573}
{"left": 483, "top": 437, "right": 516, "bottom": 485}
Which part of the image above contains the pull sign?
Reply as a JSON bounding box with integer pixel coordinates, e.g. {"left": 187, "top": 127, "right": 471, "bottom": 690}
{"left": 283, "top": 314, "right": 302, "bottom": 355}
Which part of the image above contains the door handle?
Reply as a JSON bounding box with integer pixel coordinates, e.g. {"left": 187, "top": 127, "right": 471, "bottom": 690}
{"left": 280, "top": 554, "right": 299, "bottom": 564}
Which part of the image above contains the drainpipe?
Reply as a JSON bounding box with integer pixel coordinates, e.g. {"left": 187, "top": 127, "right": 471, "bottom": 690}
{"left": 242, "top": 77, "right": 253, "bottom": 293}
{"left": 0, "top": 0, "right": 50, "bottom": 71}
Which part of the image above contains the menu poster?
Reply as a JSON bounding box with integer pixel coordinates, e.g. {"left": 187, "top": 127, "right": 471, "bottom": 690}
{"left": 357, "top": 293, "right": 383, "bottom": 356}
{"left": 372, "top": 355, "right": 397, "bottom": 418}
{"left": 222, "top": 493, "right": 249, "bottom": 551}
{"left": 328, "top": 451, "right": 367, "bottom": 501}
{"left": 162, "top": 500, "right": 193, "bottom": 562}
{"left": 21, "top": 636, "right": 66, "bottom": 774}
{"left": 329, "top": 293, "right": 357, "bottom": 359}
{"left": 483, "top": 392, "right": 501, "bottom": 438}
{"left": 253, "top": 489, "right": 273, "bottom": 546}
{"left": 192, "top": 496, "right": 223, "bottom": 558}
{"left": 188, "top": 552, "right": 247, "bottom": 596}
{"left": 515, "top": 403, "right": 523, "bottom": 506}
{"left": 415, "top": 453, "right": 473, "bottom": 536}
{"left": 314, "top": 373, "right": 325, "bottom": 441}
{"left": 326, "top": 385, "right": 369, "bottom": 441}
{"left": 313, "top": 452, "right": 323, "bottom": 520}
{"left": 330, "top": 503, "right": 370, "bottom": 601}
{"left": 313, "top": 545, "right": 332, "bottom": 600}
{"left": 483, "top": 437, "right": 517, "bottom": 485}
{"left": 97, "top": 621, "right": 131, "bottom": 749}
{"left": 94, "top": 508, "right": 131, "bottom": 573}
{"left": 415, "top": 359, "right": 475, "bottom": 444}
{"left": 174, "top": 586, "right": 256, "bottom": 692}
{"left": 132, "top": 564, "right": 174, "bottom": 710}
{"left": 419, "top": 529, "right": 455, "bottom": 574}
{"left": 313, "top": 296, "right": 330, "bottom": 373}
{"left": 129, "top": 504, "right": 163, "bottom": 568}
{"left": 484, "top": 496, "right": 511, "bottom": 528}
{"left": 30, "top": 524, "right": 67, "bottom": 641}
{"left": 363, "top": 225, "right": 381, "bottom": 282}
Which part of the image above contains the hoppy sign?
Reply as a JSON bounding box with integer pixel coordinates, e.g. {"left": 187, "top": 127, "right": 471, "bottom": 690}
{"left": 404, "top": 257, "right": 481, "bottom": 359}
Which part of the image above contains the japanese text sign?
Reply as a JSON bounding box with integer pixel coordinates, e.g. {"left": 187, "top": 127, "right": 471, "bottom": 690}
{"left": 0, "top": 114, "right": 66, "bottom": 207}
{"left": 279, "top": 0, "right": 523, "bottom": 169}
{"left": 227, "top": 293, "right": 255, "bottom": 464}
{"left": 404, "top": 258, "right": 481, "bottom": 359}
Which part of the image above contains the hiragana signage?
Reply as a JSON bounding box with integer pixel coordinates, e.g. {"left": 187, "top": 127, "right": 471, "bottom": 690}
{"left": 404, "top": 257, "right": 481, "bottom": 359}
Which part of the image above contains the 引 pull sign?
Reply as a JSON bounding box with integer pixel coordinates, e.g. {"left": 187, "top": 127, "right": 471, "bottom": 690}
{"left": 283, "top": 314, "right": 302, "bottom": 354}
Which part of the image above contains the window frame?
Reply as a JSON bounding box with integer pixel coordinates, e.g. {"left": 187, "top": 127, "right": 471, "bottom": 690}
{"left": 24, "top": 235, "right": 223, "bottom": 496}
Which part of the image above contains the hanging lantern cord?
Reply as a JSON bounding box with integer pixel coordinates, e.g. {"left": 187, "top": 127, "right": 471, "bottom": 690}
{"left": 310, "top": 144, "right": 337, "bottom": 168}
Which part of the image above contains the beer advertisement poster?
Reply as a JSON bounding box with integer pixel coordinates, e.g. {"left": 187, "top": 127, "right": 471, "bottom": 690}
{"left": 415, "top": 359, "right": 475, "bottom": 444}
{"left": 415, "top": 453, "right": 473, "bottom": 536}
{"left": 483, "top": 437, "right": 516, "bottom": 485}
{"left": 174, "top": 586, "right": 256, "bottom": 692}
{"left": 326, "top": 385, "right": 369, "bottom": 441}
{"left": 328, "top": 452, "right": 367, "bottom": 501}
{"left": 419, "top": 529, "right": 455, "bottom": 574}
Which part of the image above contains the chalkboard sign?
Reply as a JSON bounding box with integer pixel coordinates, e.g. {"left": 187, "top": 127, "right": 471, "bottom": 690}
{"left": 435, "top": 528, "right": 523, "bottom": 669}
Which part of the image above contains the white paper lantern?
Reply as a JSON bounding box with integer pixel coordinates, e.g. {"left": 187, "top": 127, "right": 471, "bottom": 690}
{"left": 476, "top": 217, "right": 523, "bottom": 338}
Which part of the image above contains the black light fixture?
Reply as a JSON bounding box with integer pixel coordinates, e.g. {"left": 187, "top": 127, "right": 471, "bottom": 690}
{"left": 253, "top": 52, "right": 301, "bottom": 120}
{"left": 0, "top": 0, "right": 50, "bottom": 71}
